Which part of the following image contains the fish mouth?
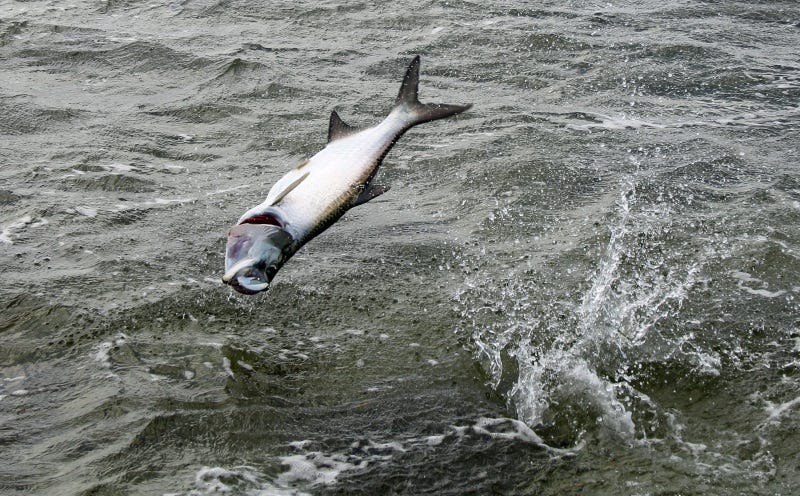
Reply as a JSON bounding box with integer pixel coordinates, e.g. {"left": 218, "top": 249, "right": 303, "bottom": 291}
{"left": 223, "top": 219, "right": 293, "bottom": 295}
{"left": 222, "top": 257, "right": 271, "bottom": 294}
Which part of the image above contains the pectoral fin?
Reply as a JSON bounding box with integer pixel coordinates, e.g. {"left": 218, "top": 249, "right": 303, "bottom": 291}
{"left": 269, "top": 171, "right": 309, "bottom": 206}
{"left": 353, "top": 183, "right": 390, "bottom": 207}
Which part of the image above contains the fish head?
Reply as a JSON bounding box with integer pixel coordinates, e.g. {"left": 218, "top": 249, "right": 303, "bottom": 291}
{"left": 222, "top": 222, "right": 294, "bottom": 294}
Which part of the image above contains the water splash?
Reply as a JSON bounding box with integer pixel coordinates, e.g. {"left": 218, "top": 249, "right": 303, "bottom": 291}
{"left": 459, "top": 176, "right": 705, "bottom": 446}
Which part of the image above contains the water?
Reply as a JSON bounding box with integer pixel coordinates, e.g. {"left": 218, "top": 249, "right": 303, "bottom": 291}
{"left": 2, "top": 0, "right": 799, "bottom": 494}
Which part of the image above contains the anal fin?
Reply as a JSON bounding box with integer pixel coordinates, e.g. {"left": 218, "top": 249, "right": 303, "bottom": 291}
{"left": 353, "top": 183, "right": 390, "bottom": 207}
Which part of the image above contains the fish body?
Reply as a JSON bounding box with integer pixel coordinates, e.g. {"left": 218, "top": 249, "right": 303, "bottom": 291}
{"left": 223, "top": 56, "right": 471, "bottom": 294}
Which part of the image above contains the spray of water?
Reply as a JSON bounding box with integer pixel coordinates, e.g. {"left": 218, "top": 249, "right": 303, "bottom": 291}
{"left": 459, "top": 176, "right": 704, "bottom": 447}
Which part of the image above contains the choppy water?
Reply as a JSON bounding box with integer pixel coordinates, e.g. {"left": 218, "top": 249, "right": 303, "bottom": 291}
{"left": 2, "top": 0, "right": 799, "bottom": 494}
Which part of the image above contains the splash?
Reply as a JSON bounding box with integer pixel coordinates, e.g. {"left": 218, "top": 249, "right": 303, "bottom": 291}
{"left": 460, "top": 176, "right": 704, "bottom": 446}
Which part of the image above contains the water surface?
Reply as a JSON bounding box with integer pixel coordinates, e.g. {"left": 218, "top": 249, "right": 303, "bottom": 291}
{"left": 1, "top": 1, "right": 799, "bottom": 494}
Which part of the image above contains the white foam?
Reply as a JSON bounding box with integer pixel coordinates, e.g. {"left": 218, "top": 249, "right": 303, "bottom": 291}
{"left": 99, "top": 163, "right": 137, "bottom": 173}
{"left": 741, "top": 287, "right": 785, "bottom": 298}
{"left": 731, "top": 271, "right": 786, "bottom": 298}
{"left": 206, "top": 184, "right": 249, "bottom": 196}
{"left": 567, "top": 112, "right": 666, "bottom": 131}
{"left": 274, "top": 438, "right": 412, "bottom": 489}
{"left": 288, "top": 440, "right": 312, "bottom": 450}
{"left": 357, "top": 439, "right": 406, "bottom": 455}
{"left": 472, "top": 417, "right": 545, "bottom": 444}
{"left": 193, "top": 466, "right": 253, "bottom": 492}
{"left": 423, "top": 434, "right": 445, "bottom": 446}
{"left": 275, "top": 435, "right": 424, "bottom": 490}
{"left": 764, "top": 395, "right": 800, "bottom": 422}
{"left": 93, "top": 333, "right": 127, "bottom": 370}
{"left": 185, "top": 418, "right": 574, "bottom": 495}
{"left": 0, "top": 215, "right": 48, "bottom": 244}
{"left": 108, "top": 198, "right": 195, "bottom": 213}
{"left": 94, "top": 341, "right": 113, "bottom": 369}
{"left": 161, "top": 164, "right": 187, "bottom": 172}
{"left": 188, "top": 465, "right": 308, "bottom": 496}
{"left": 566, "top": 107, "right": 800, "bottom": 132}
{"left": 75, "top": 206, "right": 98, "bottom": 217}
{"left": 277, "top": 350, "right": 309, "bottom": 361}
{"left": 221, "top": 357, "right": 234, "bottom": 377}
{"left": 142, "top": 197, "right": 195, "bottom": 207}
{"left": 277, "top": 453, "right": 364, "bottom": 487}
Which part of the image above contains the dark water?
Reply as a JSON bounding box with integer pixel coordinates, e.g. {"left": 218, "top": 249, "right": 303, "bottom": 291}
{"left": 2, "top": 1, "right": 800, "bottom": 494}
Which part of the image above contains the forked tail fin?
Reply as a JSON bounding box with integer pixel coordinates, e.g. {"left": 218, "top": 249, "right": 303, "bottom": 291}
{"left": 395, "top": 55, "right": 472, "bottom": 126}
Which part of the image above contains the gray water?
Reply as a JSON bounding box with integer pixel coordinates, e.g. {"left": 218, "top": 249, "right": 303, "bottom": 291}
{"left": 2, "top": 1, "right": 799, "bottom": 494}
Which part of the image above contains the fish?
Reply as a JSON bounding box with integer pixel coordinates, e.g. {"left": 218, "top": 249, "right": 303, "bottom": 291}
{"left": 222, "top": 55, "right": 471, "bottom": 294}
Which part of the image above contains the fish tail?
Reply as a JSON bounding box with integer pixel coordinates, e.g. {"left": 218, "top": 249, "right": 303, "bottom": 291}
{"left": 394, "top": 55, "right": 471, "bottom": 127}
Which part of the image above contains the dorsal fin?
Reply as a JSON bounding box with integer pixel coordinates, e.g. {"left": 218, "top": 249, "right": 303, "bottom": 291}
{"left": 269, "top": 171, "right": 309, "bottom": 206}
{"left": 328, "top": 110, "right": 360, "bottom": 143}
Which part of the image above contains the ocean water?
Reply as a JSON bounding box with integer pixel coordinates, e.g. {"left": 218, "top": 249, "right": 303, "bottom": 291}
{"left": 2, "top": 1, "right": 799, "bottom": 494}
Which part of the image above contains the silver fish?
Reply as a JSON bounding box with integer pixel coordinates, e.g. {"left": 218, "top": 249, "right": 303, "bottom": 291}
{"left": 222, "top": 56, "right": 471, "bottom": 294}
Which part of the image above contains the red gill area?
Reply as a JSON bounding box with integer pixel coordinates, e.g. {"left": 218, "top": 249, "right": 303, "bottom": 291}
{"left": 239, "top": 213, "right": 283, "bottom": 227}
